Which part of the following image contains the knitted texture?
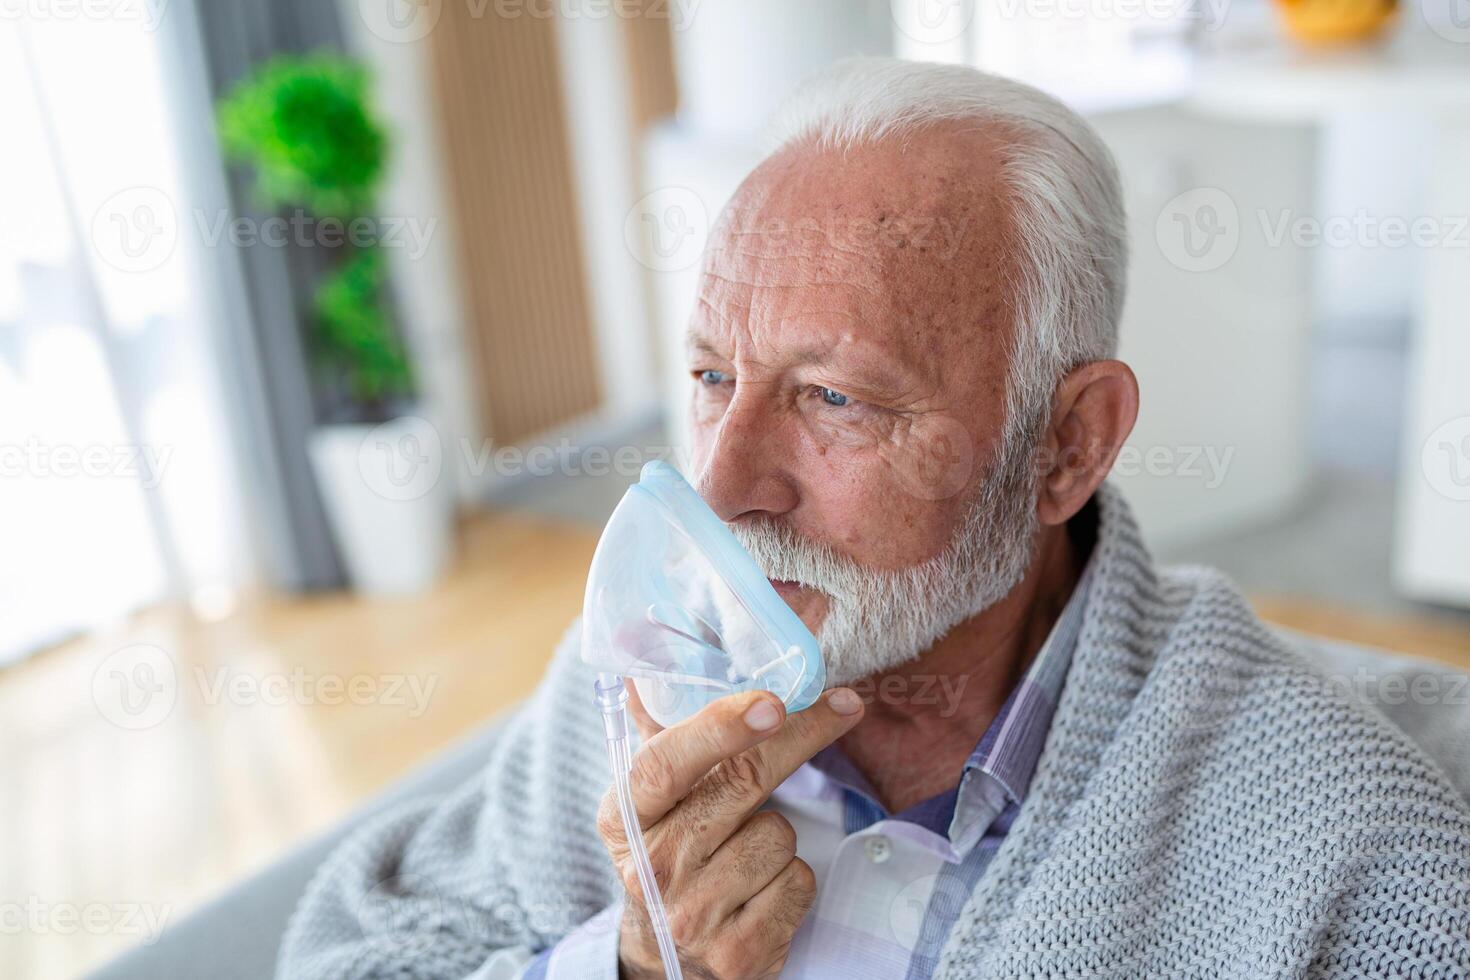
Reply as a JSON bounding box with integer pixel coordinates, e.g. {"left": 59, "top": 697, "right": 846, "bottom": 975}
{"left": 277, "top": 486, "right": 1470, "bottom": 978}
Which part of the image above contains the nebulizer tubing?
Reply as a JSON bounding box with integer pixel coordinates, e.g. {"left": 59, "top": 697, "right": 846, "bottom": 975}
{"left": 582, "top": 462, "right": 826, "bottom": 978}
{"left": 594, "top": 672, "right": 685, "bottom": 980}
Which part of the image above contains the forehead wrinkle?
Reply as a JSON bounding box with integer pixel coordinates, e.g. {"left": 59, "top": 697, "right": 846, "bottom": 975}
{"left": 717, "top": 227, "right": 891, "bottom": 268}
{"left": 701, "top": 244, "right": 885, "bottom": 299}
{"left": 695, "top": 272, "right": 883, "bottom": 349}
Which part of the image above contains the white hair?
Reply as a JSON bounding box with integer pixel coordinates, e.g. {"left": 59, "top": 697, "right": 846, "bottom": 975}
{"left": 764, "top": 56, "right": 1129, "bottom": 437}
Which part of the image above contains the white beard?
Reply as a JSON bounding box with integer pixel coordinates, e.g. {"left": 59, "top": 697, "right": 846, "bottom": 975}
{"left": 729, "top": 408, "right": 1042, "bottom": 687}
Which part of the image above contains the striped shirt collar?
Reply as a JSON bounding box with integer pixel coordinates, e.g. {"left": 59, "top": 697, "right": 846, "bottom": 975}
{"left": 797, "top": 540, "right": 1097, "bottom": 857}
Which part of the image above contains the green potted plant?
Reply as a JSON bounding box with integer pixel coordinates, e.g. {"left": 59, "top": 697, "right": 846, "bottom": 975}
{"left": 217, "top": 53, "right": 450, "bottom": 594}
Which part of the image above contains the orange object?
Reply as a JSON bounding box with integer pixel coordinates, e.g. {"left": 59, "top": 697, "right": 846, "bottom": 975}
{"left": 1273, "top": 0, "right": 1398, "bottom": 44}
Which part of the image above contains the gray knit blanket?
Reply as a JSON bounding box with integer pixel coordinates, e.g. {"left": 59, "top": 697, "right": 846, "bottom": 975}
{"left": 277, "top": 485, "right": 1470, "bottom": 978}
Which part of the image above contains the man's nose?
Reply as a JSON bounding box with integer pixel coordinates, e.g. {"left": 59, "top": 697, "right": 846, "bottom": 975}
{"left": 695, "top": 391, "right": 798, "bottom": 523}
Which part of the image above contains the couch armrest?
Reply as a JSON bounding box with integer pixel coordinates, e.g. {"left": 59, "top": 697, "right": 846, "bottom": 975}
{"left": 86, "top": 715, "right": 509, "bottom": 980}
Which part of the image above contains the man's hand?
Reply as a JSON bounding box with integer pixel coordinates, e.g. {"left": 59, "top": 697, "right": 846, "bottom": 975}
{"left": 595, "top": 684, "right": 865, "bottom": 979}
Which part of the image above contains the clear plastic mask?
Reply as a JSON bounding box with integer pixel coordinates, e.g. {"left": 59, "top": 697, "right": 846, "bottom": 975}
{"left": 581, "top": 461, "right": 825, "bottom": 727}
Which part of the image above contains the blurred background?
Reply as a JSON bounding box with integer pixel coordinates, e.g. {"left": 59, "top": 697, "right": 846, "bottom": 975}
{"left": 3, "top": 0, "right": 1469, "bottom": 975}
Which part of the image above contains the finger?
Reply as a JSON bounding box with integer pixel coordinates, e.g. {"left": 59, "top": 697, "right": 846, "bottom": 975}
{"left": 675, "top": 688, "right": 864, "bottom": 848}
{"left": 734, "top": 856, "right": 816, "bottom": 950}
{"left": 698, "top": 810, "right": 799, "bottom": 918}
{"left": 626, "top": 689, "right": 788, "bottom": 828}
{"left": 624, "top": 681, "right": 664, "bottom": 742}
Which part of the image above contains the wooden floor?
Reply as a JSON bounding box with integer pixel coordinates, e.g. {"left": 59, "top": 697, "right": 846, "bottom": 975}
{"left": 3, "top": 508, "right": 1469, "bottom": 979}
{"left": 1, "top": 510, "right": 598, "bottom": 980}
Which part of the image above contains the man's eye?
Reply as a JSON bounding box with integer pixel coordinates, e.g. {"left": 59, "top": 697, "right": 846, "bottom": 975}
{"left": 817, "top": 386, "right": 850, "bottom": 407}
{"left": 697, "top": 369, "right": 728, "bottom": 386}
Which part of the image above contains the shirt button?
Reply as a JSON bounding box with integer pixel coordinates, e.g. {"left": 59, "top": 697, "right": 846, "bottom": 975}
{"left": 864, "top": 835, "right": 892, "bottom": 864}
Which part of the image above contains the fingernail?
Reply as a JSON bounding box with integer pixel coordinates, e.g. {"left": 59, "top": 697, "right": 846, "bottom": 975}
{"left": 744, "top": 699, "right": 781, "bottom": 731}
{"left": 828, "top": 688, "right": 862, "bottom": 715}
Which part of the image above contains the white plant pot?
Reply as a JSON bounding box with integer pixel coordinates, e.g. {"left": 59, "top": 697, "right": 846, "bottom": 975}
{"left": 308, "top": 414, "right": 452, "bottom": 595}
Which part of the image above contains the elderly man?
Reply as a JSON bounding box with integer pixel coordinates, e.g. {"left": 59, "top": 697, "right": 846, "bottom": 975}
{"left": 279, "top": 59, "right": 1470, "bottom": 979}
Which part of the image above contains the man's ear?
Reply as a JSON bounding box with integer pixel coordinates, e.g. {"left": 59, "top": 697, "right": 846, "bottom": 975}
{"left": 1037, "top": 359, "right": 1139, "bottom": 527}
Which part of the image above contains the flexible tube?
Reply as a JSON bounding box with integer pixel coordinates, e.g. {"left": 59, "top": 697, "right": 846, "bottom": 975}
{"left": 595, "top": 674, "right": 684, "bottom": 980}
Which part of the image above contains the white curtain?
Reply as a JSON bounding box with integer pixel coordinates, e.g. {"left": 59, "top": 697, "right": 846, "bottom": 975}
{"left": 0, "top": 15, "right": 248, "bottom": 664}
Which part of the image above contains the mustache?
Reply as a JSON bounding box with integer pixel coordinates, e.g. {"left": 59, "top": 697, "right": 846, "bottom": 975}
{"left": 728, "top": 519, "right": 870, "bottom": 600}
